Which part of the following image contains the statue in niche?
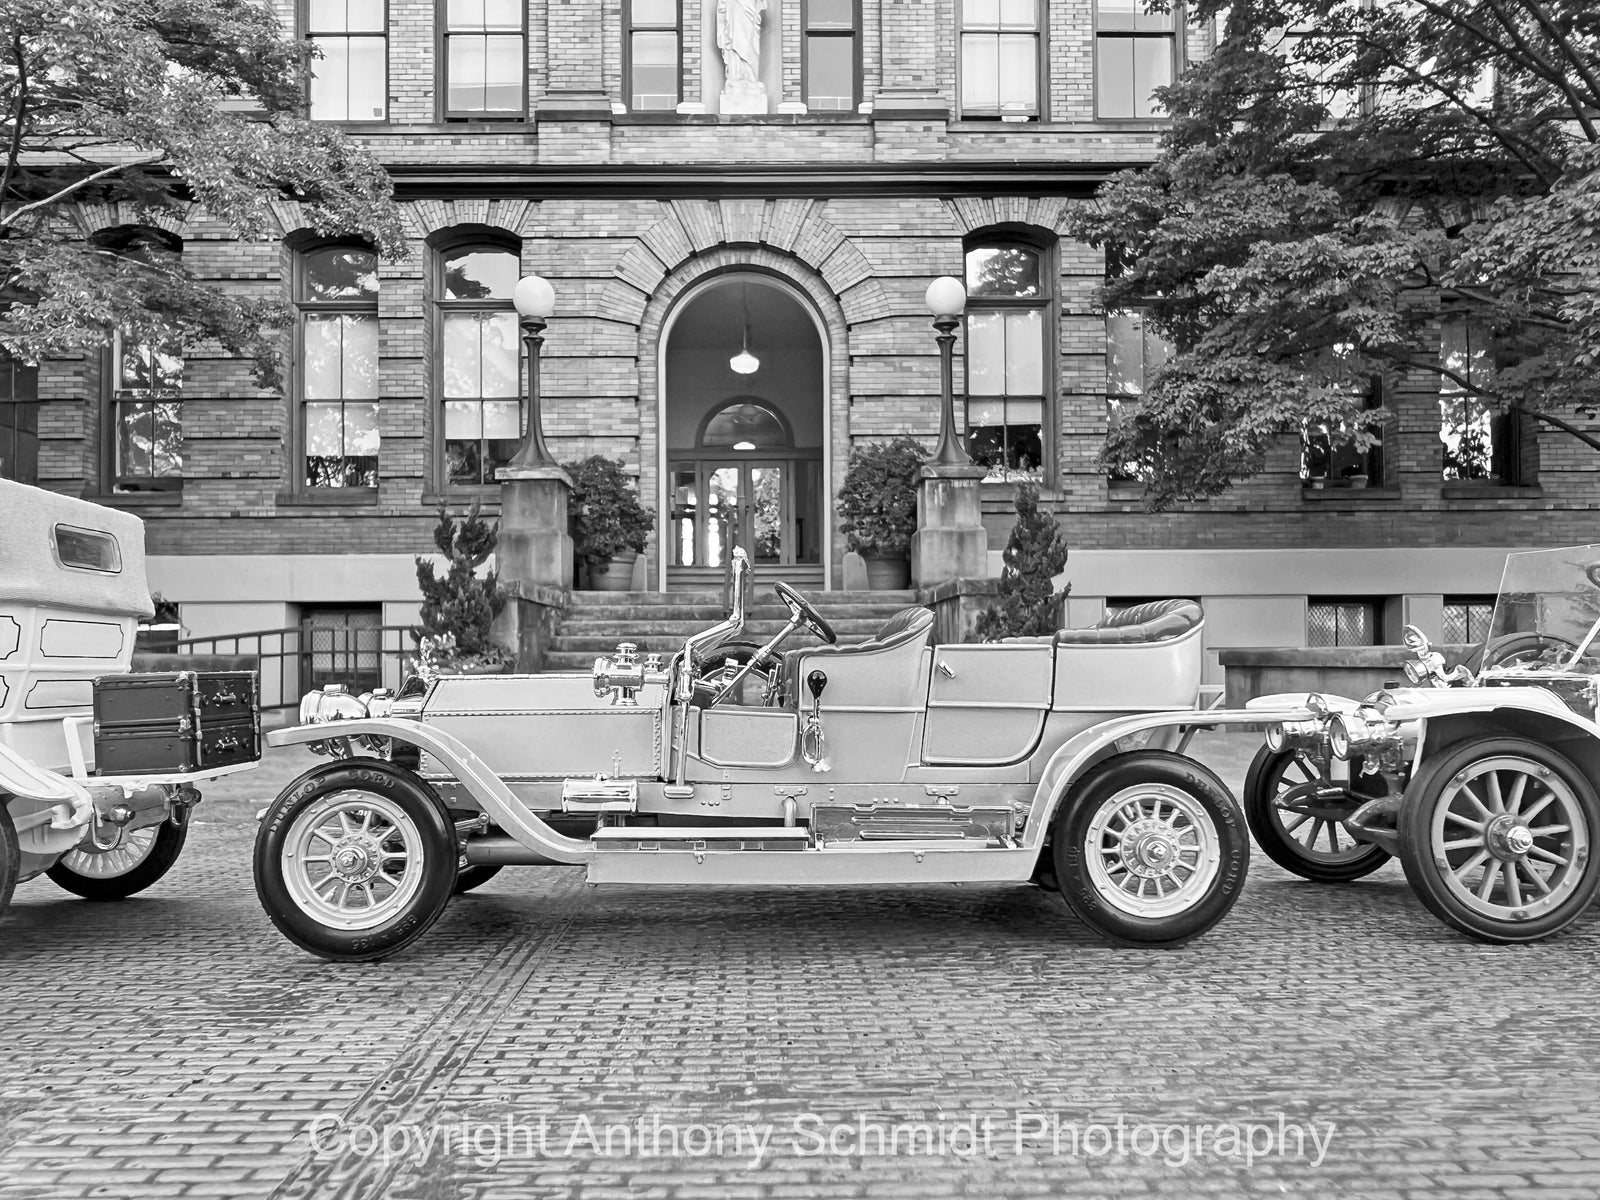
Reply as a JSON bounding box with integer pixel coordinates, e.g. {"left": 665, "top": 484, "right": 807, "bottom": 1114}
{"left": 716, "top": 0, "right": 766, "bottom": 94}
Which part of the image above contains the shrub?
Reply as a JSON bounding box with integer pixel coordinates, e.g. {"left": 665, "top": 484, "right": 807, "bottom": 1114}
{"left": 414, "top": 501, "right": 510, "bottom": 665}
{"left": 975, "top": 481, "right": 1070, "bottom": 641}
{"left": 837, "top": 436, "right": 927, "bottom": 559}
{"left": 566, "top": 455, "right": 655, "bottom": 566}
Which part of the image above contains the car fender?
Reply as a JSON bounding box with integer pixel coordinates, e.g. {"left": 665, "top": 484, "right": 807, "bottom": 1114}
{"left": 1022, "top": 705, "right": 1303, "bottom": 850}
{"left": 1382, "top": 690, "right": 1600, "bottom": 795}
{"left": 269, "top": 719, "right": 594, "bottom": 865}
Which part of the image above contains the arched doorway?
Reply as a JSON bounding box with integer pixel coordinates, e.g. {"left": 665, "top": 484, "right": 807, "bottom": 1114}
{"left": 661, "top": 274, "right": 827, "bottom": 590}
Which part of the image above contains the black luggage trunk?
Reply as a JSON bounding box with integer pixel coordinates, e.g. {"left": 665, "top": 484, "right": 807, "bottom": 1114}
{"left": 92, "top": 671, "right": 261, "bottom": 776}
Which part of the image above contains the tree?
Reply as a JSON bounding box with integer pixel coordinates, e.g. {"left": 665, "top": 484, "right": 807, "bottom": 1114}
{"left": 1064, "top": 0, "right": 1600, "bottom": 508}
{"left": 414, "top": 502, "right": 509, "bottom": 664}
{"left": 0, "top": 0, "right": 405, "bottom": 388}
{"left": 975, "top": 481, "right": 1070, "bottom": 641}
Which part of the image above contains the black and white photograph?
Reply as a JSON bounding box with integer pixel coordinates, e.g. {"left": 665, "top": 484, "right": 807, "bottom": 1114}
{"left": 2, "top": 0, "right": 1599, "bottom": 1195}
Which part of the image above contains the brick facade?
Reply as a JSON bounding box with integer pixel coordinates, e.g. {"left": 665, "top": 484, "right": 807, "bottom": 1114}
{"left": 18, "top": 0, "right": 1600, "bottom": 647}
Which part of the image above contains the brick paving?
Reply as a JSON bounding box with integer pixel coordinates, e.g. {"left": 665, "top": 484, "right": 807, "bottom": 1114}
{"left": 3, "top": 737, "right": 1599, "bottom": 1199}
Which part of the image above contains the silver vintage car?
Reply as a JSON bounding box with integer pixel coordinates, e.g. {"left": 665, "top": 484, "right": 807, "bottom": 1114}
{"left": 254, "top": 550, "right": 1275, "bottom": 961}
{"left": 1244, "top": 544, "right": 1600, "bottom": 943}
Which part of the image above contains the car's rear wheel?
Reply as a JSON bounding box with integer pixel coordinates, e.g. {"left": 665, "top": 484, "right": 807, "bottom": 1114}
{"left": 254, "top": 761, "right": 458, "bottom": 962}
{"left": 0, "top": 803, "right": 18, "bottom": 919}
{"left": 1053, "top": 751, "right": 1248, "bottom": 946}
{"left": 1398, "top": 736, "right": 1600, "bottom": 943}
{"left": 1243, "top": 745, "right": 1390, "bottom": 883}
{"left": 47, "top": 819, "right": 189, "bottom": 900}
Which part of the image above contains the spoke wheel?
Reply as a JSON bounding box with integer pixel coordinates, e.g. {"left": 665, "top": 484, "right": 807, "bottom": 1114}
{"left": 1053, "top": 751, "right": 1248, "bottom": 946}
{"left": 1243, "top": 745, "right": 1390, "bottom": 883}
{"left": 0, "top": 805, "right": 18, "bottom": 920}
{"left": 254, "top": 761, "right": 458, "bottom": 962}
{"left": 1399, "top": 736, "right": 1600, "bottom": 943}
{"left": 47, "top": 818, "right": 188, "bottom": 901}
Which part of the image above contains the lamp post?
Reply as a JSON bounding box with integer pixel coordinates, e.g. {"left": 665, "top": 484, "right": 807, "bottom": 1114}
{"left": 507, "top": 273, "right": 558, "bottom": 472}
{"left": 924, "top": 275, "right": 971, "bottom": 468}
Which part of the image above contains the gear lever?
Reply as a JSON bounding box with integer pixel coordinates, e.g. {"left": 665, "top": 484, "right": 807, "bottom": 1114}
{"left": 801, "top": 671, "right": 830, "bottom": 772}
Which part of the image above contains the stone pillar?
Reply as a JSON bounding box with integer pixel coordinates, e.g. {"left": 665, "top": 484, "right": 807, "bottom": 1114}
{"left": 910, "top": 463, "right": 989, "bottom": 587}
{"left": 494, "top": 464, "right": 574, "bottom": 671}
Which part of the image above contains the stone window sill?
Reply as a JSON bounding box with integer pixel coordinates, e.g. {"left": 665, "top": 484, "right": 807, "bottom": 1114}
{"left": 91, "top": 490, "right": 183, "bottom": 508}
{"left": 274, "top": 489, "right": 378, "bottom": 508}
{"left": 1301, "top": 485, "right": 1400, "bottom": 501}
{"left": 1441, "top": 484, "right": 1543, "bottom": 501}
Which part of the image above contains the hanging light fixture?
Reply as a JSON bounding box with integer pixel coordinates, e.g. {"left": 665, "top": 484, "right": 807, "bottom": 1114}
{"left": 729, "top": 282, "right": 760, "bottom": 374}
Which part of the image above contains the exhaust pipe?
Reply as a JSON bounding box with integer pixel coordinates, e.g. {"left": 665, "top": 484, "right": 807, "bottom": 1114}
{"left": 462, "top": 835, "right": 572, "bottom": 867}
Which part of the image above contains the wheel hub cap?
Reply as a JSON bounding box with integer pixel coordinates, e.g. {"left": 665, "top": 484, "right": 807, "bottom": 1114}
{"left": 1485, "top": 814, "right": 1535, "bottom": 861}
{"left": 1123, "top": 818, "right": 1181, "bottom": 880}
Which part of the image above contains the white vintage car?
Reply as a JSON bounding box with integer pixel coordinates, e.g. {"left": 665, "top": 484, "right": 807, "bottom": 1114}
{"left": 255, "top": 550, "right": 1286, "bottom": 962}
{"left": 1244, "top": 543, "right": 1600, "bottom": 943}
{"left": 0, "top": 481, "right": 256, "bottom": 917}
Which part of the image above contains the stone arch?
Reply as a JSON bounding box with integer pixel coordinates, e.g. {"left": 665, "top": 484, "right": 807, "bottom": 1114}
{"left": 405, "top": 199, "right": 535, "bottom": 239}
{"left": 638, "top": 247, "right": 853, "bottom": 589}
{"left": 73, "top": 201, "right": 190, "bottom": 239}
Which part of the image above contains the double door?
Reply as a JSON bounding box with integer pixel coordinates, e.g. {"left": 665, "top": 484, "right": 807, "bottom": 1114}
{"left": 669, "top": 458, "right": 822, "bottom": 571}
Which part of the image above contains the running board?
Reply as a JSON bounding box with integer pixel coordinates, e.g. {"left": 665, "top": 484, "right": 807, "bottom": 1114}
{"left": 586, "top": 843, "right": 1037, "bottom": 886}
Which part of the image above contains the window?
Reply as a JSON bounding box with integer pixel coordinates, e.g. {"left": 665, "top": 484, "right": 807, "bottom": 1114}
{"left": 298, "top": 245, "right": 380, "bottom": 489}
{"left": 1273, "top": 26, "right": 1356, "bottom": 120}
{"left": 53, "top": 525, "right": 122, "bottom": 573}
{"left": 1096, "top": 0, "right": 1174, "bottom": 118}
{"left": 442, "top": 0, "right": 524, "bottom": 118}
{"left": 307, "top": 0, "right": 387, "bottom": 121}
{"left": 1439, "top": 319, "right": 1515, "bottom": 483}
{"left": 965, "top": 242, "right": 1048, "bottom": 480}
{"left": 1105, "top": 309, "right": 1171, "bottom": 482}
{"left": 804, "top": 0, "right": 858, "bottom": 111}
{"left": 0, "top": 355, "right": 39, "bottom": 485}
{"left": 1307, "top": 599, "right": 1377, "bottom": 647}
{"left": 1301, "top": 381, "right": 1383, "bottom": 487}
{"left": 961, "top": 0, "right": 1040, "bottom": 118}
{"left": 109, "top": 334, "right": 184, "bottom": 491}
{"left": 627, "top": 0, "right": 680, "bottom": 110}
{"left": 1442, "top": 597, "right": 1495, "bottom": 644}
{"left": 439, "top": 245, "right": 521, "bottom": 485}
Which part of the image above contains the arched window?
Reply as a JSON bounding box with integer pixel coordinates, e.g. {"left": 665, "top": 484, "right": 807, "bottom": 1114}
{"left": 438, "top": 243, "right": 520, "bottom": 485}
{"left": 964, "top": 239, "right": 1050, "bottom": 480}
{"left": 699, "top": 400, "right": 790, "bottom": 450}
{"left": 297, "top": 243, "right": 380, "bottom": 489}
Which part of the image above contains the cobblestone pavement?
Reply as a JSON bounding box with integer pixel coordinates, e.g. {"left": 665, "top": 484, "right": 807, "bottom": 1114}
{"left": 4, "top": 737, "right": 1600, "bottom": 1200}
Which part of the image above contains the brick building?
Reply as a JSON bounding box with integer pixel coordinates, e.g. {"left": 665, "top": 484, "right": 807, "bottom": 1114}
{"left": 3, "top": 0, "right": 1595, "bottom": 687}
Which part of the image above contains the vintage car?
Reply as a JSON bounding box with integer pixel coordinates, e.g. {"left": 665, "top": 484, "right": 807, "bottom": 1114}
{"left": 253, "top": 550, "right": 1282, "bottom": 962}
{"left": 0, "top": 480, "right": 259, "bottom": 919}
{"left": 1243, "top": 543, "right": 1600, "bottom": 943}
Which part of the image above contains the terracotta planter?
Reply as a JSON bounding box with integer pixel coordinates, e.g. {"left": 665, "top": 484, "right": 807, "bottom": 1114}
{"left": 589, "top": 551, "right": 639, "bottom": 592}
{"left": 862, "top": 555, "right": 910, "bottom": 591}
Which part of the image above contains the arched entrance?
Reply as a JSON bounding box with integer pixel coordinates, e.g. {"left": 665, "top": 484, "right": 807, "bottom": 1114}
{"left": 660, "top": 273, "right": 827, "bottom": 590}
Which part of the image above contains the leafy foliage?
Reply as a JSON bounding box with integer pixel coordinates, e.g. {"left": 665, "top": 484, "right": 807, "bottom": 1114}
{"left": 566, "top": 456, "right": 655, "bottom": 566}
{"left": 837, "top": 436, "right": 928, "bottom": 558}
{"left": 414, "top": 503, "right": 509, "bottom": 664}
{"left": 0, "top": 0, "right": 406, "bottom": 389}
{"left": 1064, "top": 0, "right": 1600, "bottom": 508}
{"left": 975, "top": 482, "right": 1071, "bottom": 641}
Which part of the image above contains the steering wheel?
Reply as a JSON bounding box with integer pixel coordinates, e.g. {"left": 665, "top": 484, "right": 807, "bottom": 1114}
{"left": 1481, "top": 631, "right": 1580, "bottom": 671}
{"left": 774, "top": 580, "right": 837, "bottom": 645}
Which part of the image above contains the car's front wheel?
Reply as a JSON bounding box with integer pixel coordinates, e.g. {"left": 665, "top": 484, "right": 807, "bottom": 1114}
{"left": 1398, "top": 736, "right": 1600, "bottom": 943}
{"left": 47, "top": 819, "right": 189, "bottom": 900}
{"left": 1243, "top": 745, "right": 1390, "bottom": 883}
{"left": 1053, "top": 751, "right": 1248, "bottom": 946}
{"left": 254, "top": 762, "right": 458, "bottom": 962}
{"left": 0, "top": 804, "right": 18, "bottom": 919}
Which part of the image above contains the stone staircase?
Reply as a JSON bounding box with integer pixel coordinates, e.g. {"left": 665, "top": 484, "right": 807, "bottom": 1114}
{"left": 543, "top": 589, "right": 922, "bottom": 672}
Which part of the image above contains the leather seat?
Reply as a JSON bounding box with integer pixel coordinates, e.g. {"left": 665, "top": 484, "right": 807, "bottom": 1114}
{"left": 796, "top": 605, "right": 935, "bottom": 660}
{"left": 1052, "top": 598, "right": 1203, "bottom": 645}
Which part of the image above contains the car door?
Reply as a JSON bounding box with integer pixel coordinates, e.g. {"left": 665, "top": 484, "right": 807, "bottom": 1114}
{"left": 921, "top": 643, "right": 1054, "bottom": 766}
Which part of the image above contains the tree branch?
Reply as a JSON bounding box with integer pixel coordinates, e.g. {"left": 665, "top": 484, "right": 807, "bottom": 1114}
{"left": 1479, "top": 0, "right": 1600, "bottom": 140}
{"left": 0, "top": 152, "right": 165, "bottom": 229}
{"left": 1513, "top": 0, "right": 1600, "bottom": 117}
{"left": 0, "top": 34, "right": 29, "bottom": 209}
{"left": 1526, "top": 408, "right": 1600, "bottom": 455}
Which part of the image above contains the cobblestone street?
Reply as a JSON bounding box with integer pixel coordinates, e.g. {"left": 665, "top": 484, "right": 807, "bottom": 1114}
{"left": 4, "top": 737, "right": 1600, "bottom": 1200}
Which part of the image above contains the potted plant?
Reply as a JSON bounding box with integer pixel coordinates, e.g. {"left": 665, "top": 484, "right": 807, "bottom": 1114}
{"left": 566, "top": 455, "right": 655, "bottom": 592}
{"left": 412, "top": 502, "right": 514, "bottom": 674}
{"left": 1302, "top": 430, "right": 1331, "bottom": 490}
{"left": 837, "top": 436, "right": 928, "bottom": 590}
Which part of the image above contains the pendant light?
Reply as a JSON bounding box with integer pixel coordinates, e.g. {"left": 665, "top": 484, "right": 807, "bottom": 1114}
{"left": 729, "top": 282, "right": 759, "bottom": 374}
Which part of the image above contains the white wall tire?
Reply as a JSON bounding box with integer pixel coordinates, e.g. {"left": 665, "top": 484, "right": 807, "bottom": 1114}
{"left": 1053, "top": 751, "right": 1249, "bottom": 946}
{"left": 253, "top": 761, "right": 458, "bottom": 962}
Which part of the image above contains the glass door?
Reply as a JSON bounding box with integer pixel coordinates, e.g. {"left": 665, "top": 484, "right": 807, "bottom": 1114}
{"left": 668, "top": 459, "right": 821, "bottom": 569}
